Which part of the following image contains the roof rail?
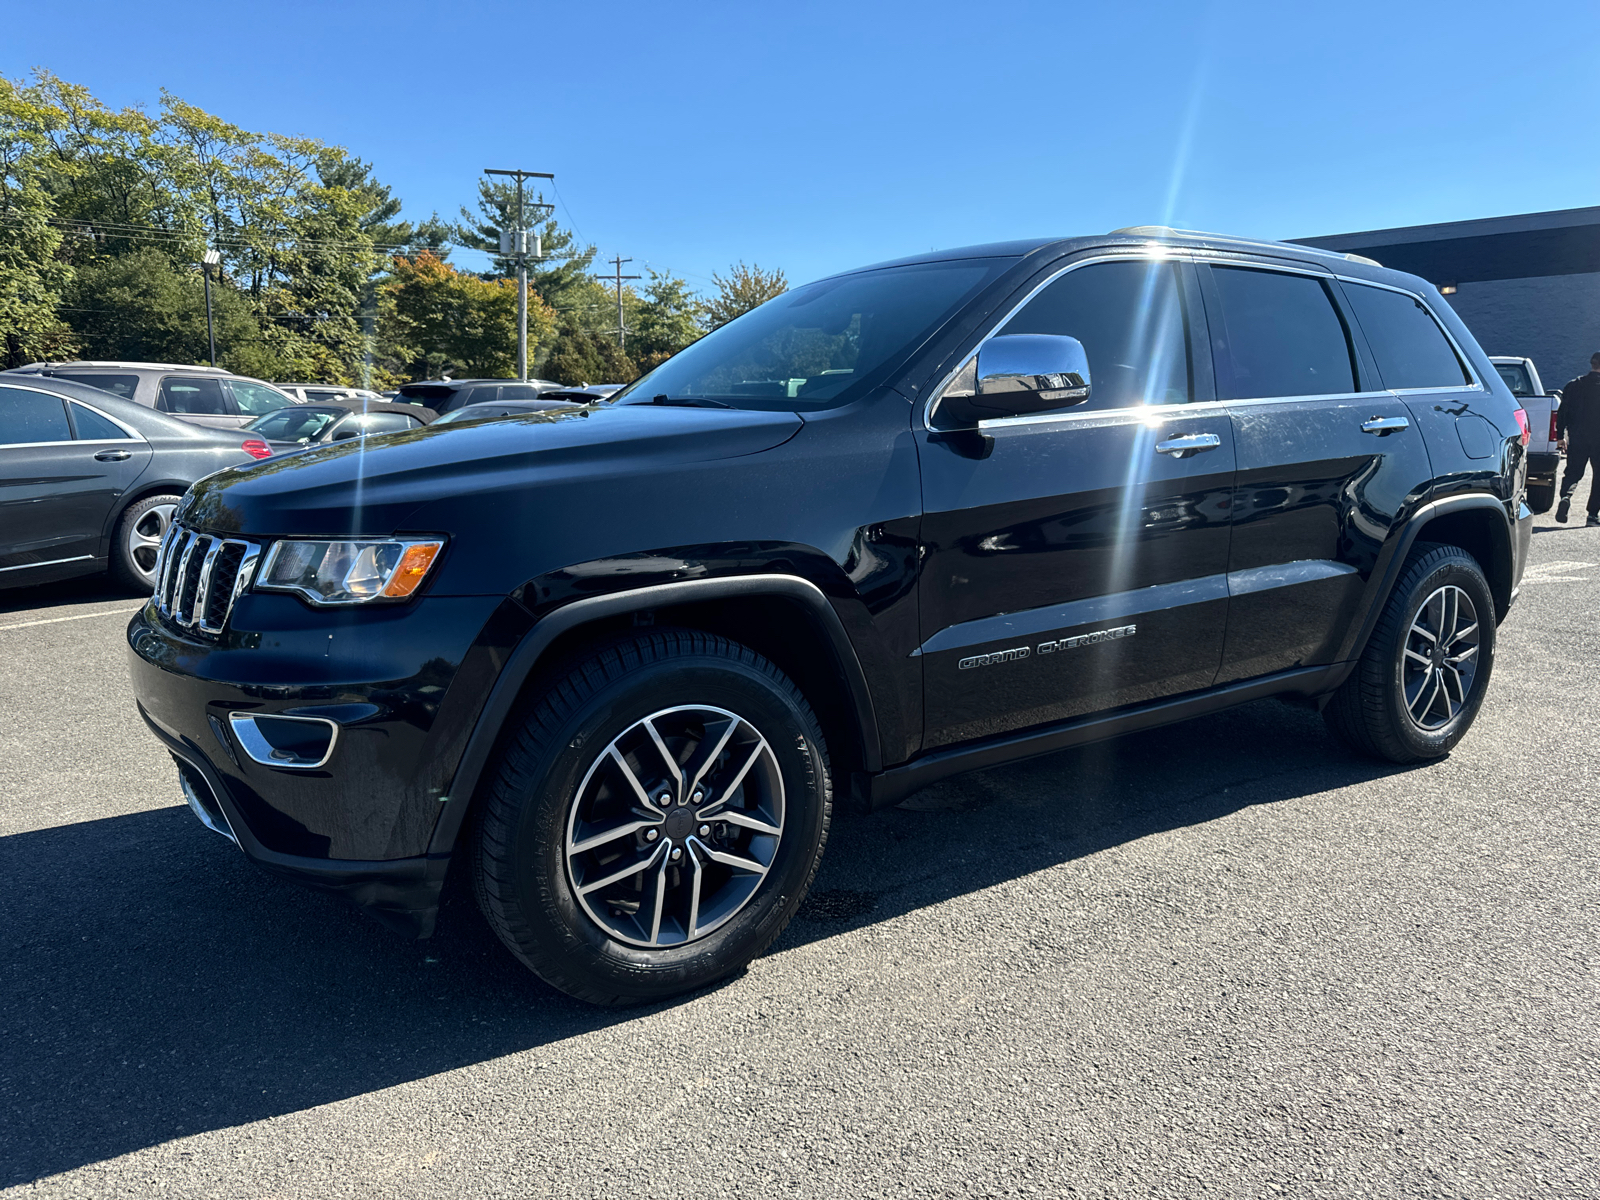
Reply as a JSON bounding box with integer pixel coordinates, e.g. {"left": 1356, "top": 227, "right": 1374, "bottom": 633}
{"left": 1108, "top": 226, "right": 1382, "bottom": 268}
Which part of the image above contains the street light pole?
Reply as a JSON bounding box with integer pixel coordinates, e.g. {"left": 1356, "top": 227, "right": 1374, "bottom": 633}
{"left": 485, "top": 168, "right": 554, "bottom": 381}
{"left": 201, "top": 248, "right": 221, "bottom": 367}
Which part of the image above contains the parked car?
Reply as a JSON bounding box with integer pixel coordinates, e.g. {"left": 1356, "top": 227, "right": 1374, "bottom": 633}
{"left": 244, "top": 399, "right": 436, "bottom": 451}
{"left": 1488, "top": 356, "right": 1560, "bottom": 513}
{"left": 5, "top": 361, "right": 298, "bottom": 430}
{"left": 129, "top": 226, "right": 1531, "bottom": 1005}
{"left": 1, "top": 375, "right": 270, "bottom": 591}
{"left": 533, "top": 384, "right": 627, "bottom": 403}
{"left": 432, "top": 398, "right": 582, "bottom": 425}
{"left": 274, "top": 383, "right": 388, "bottom": 406}
{"left": 394, "top": 378, "right": 564, "bottom": 414}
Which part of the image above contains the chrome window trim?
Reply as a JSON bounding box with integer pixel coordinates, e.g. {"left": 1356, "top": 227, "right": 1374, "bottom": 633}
{"left": 0, "top": 554, "right": 95, "bottom": 574}
{"left": 227, "top": 712, "right": 340, "bottom": 770}
{"left": 0, "top": 380, "right": 148, "bottom": 445}
{"left": 925, "top": 248, "right": 1482, "bottom": 430}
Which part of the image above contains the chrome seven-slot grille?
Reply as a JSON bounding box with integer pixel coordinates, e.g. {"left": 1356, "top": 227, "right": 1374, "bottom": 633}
{"left": 151, "top": 523, "right": 262, "bottom": 636}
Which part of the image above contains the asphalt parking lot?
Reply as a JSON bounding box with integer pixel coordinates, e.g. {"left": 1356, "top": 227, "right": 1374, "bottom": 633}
{"left": 3, "top": 488, "right": 1597, "bottom": 1199}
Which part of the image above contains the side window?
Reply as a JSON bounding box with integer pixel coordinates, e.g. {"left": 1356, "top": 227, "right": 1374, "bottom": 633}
{"left": 352, "top": 412, "right": 415, "bottom": 434}
{"left": 465, "top": 386, "right": 501, "bottom": 406}
{"left": 1002, "top": 260, "right": 1191, "bottom": 409}
{"left": 52, "top": 372, "right": 140, "bottom": 400}
{"left": 500, "top": 384, "right": 539, "bottom": 400}
{"left": 1341, "top": 283, "right": 1471, "bottom": 391}
{"left": 69, "top": 403, "right": 133, "bottom": 440}
{"left": 159, "top": 376, "right": 229, "bottom": 415}
{"left": 230, "top": 380, "right": 294, "bottom": 416}
{"left": 0, "top": 386, "right": 73, "bottom": 444}
{"left": 1206, "top": 267, "right": 1356, "bottom": 400}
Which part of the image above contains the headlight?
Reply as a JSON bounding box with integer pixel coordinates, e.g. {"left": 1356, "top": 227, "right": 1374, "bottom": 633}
{"left": 257, "top": 538, "right": 445, "bottom": 605}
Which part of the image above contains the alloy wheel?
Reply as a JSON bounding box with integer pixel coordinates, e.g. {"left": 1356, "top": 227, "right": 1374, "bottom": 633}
{"left": 1402, "top": 584, "right": 1480, "bottom": 731}
{"left": 564, "top": 704, "right": 785, "bottom": 949}
{"left": 128, "top": 503, "right": 177, "bottom": 582}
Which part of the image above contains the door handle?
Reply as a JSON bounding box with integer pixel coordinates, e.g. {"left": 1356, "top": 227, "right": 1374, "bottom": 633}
{"left": 1360, "top": 416, "right": 1410, "bottom": 436}
{"left": 94, "top": 449, "right": 132, "bottom": 462}
{"left": 1154, "top": 433, "right": 1221, "bottom": 458}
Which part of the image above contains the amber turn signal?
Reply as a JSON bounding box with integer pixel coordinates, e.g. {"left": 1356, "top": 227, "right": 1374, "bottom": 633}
{"left": 380, "top": 541, "right": 444, "bottom": 598}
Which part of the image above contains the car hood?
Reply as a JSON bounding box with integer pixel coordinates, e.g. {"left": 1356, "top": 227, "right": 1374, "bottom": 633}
{"left": 180, "top": 404, "right": 804, "bottom": 536}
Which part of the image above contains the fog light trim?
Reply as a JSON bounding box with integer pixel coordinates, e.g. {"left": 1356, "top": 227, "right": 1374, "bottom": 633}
{"left": 228, "top": 712, "right": 340, "bottom": 770}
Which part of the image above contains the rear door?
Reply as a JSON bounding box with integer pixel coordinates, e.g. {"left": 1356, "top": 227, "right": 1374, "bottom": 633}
{"left": 0, "top": 384, "right": 150, "bottom": 576}
{"left": 917, "top": 255, "right": 1237, "bottom": 749}
{"left": 1198, "top": 261, "right": 1432, "bottom": 684}
{"left": 157, "top": 374, "right": 239, "bottom": 429}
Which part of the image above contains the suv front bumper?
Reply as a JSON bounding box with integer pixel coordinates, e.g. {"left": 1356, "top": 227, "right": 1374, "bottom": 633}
{"left": 126, "top": 590, "right": 535, "bottom": 937}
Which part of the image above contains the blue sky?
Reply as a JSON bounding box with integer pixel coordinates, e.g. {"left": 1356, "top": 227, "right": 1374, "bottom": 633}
{"left": 6, "top": 0, "right": 1598, "bottom": 293}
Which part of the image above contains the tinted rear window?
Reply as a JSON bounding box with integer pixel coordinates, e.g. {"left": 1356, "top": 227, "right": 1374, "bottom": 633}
{"left": 52, "top": 372, "right": 139, "bottom": 400}
{"left": 1343, "top": 283, "right": 1471, "bottom": 390}
{"left": 0, "top": 386, "right": 72, "bottom": 444}
{"left": 1207, "top": 267, "right": 1356, "bottom": 400}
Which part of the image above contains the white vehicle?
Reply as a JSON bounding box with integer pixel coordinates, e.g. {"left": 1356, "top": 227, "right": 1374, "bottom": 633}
{"left": 1490, "top": 356, "right": 1560, "bottom": 513}
{"left": 275, "top": 383, "right": 388, "bottom": 405}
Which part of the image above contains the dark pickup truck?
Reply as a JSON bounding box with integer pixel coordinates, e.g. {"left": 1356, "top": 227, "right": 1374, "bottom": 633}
{"left": 128, "top": 227, "right": 1532, "bottom": 1004}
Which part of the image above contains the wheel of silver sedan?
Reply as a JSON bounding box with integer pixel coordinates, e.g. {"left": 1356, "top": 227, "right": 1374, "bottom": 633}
{"left": 564, "top": 704, "right": 785, "bottom": 949}
{"left": 1402, "top": 584, "right": 1480, "bottom": 731}
{"left": 127, "top": 502, "right": 176, "bottom": 579}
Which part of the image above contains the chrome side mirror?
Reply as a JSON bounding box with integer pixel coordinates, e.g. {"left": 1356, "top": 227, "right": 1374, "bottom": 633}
{"left": 935, "top": 334, "right": 1091, "bottom": 428}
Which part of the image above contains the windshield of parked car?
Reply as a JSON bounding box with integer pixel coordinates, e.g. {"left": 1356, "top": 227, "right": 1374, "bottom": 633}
{"left": 613, "top": 258, "right": 1016, "bottom": 411}
{"left": 1494, "top": 363, "right": 1535, "bottom": 396}
{"left": 246, "top": 407, "right": 340, "bottom": 442}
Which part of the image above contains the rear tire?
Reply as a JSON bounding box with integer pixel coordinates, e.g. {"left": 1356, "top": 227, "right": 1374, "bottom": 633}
{"left": 110, "top": 494, "right": 181, "bottom": 592}
{"left": 1527, "top": 482, "right": 1555, "bottom": 514}
{"left": 1323, "top": 542, "right": 1495, "bottom": 764}
{"left": 474, "top": 629, "right": 831, "bottom": 1005}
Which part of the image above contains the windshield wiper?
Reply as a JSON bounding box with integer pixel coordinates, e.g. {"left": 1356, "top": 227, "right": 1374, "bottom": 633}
{"left": 648, "top": 394, "right": 733, "bottom": 409}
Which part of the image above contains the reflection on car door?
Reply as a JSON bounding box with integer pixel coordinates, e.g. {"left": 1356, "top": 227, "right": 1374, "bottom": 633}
{"left": 916, "top": 257, "right": 1237, "bottom": 749}
{"left": 1197, "top": 262, "right": 1433, "bottom": 683}
{"left": 0, "top": 385, "right": 150, "bottom": 577}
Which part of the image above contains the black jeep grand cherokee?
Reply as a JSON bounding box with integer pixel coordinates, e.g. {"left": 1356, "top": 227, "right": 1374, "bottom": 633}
{"left": 130, "top": 228, "right": 1532, "bottom": 1004}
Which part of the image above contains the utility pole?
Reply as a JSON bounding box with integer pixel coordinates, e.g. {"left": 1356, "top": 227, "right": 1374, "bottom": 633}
{"left": 606, "top": 255, "right": 640, "bottom": 349}
{"left": 201, "top": 248, "right": 221, "bottom": 367}
{"left": 484, "top": 168, "right": 554, "bottom": 380}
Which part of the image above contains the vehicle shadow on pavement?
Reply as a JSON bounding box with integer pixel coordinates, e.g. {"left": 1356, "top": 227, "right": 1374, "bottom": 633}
{"left": 0, "top": 698, "right": 1410, "bottom": 1186}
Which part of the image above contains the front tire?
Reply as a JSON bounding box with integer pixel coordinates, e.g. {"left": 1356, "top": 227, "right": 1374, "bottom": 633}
{"left": 474, "top": 630, "right": 831, "bottom": 1005}
{"left": 1323, "top": 542, "right": 1496, "bottom": 763}
{"left": 110, "top": 494, "right": 181, "bottom": 592}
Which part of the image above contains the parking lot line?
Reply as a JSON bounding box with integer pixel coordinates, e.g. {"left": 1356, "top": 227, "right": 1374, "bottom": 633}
{"left": 0, "top": 607, "right": 141, "bottom": 633}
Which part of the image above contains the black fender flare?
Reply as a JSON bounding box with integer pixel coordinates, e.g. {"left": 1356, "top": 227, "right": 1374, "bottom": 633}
{"left": 1331, "top": 491, "right": 1514, "bottom": 680}
{"left": 427, "top": 574, "right": 882, "bottom": 857}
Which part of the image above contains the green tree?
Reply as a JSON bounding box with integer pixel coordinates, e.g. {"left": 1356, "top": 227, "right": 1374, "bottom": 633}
{"left": 705, "top": 261, "right": 787, "bottom": 329}
{"left": 385, "top": 250, "right": 552, "bottom": 380}
{"left": 62, "top": 245, "right": 278, "bottom": 372}
{"left": 543, "top": 319, "right": 636, "bottom": 387}
{"left": 628, "top": 269, "right": 704, "bottom": 373}
{"left": 0, "top": 78, "right": 76, "bottom": 366}
{"left": 454, "top": 178, "right": 595, "bottom": 314}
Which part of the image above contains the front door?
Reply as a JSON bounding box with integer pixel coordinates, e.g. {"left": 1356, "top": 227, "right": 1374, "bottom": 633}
{"left": 917, "top": 256, "right": 1237, "bottom": 749}
{"left": 1195, "top": 262, "right": 1434, "bottom": 684}
{"left": 0, "top": 384, "right": 149, "bottom": 576}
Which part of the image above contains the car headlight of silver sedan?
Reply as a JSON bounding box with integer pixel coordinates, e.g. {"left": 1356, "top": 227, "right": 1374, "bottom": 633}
{"left": 257, "top": 538, "right": 445, "bottom": 605}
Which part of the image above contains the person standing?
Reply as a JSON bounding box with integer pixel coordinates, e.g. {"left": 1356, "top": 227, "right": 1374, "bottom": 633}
{"left": 1556, "top": 352, "right": 1600, "bottom": 525}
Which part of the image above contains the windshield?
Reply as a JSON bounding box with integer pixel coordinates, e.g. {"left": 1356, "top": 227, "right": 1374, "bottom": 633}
{"left": 1494, "top": 363, "right": 1535, "bottom": 396}
{"left": 614, "top": 258, "right": 1015, "bottom": 411}
{"left": 246, "top": 408, "right": 339, "bottom": 441}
